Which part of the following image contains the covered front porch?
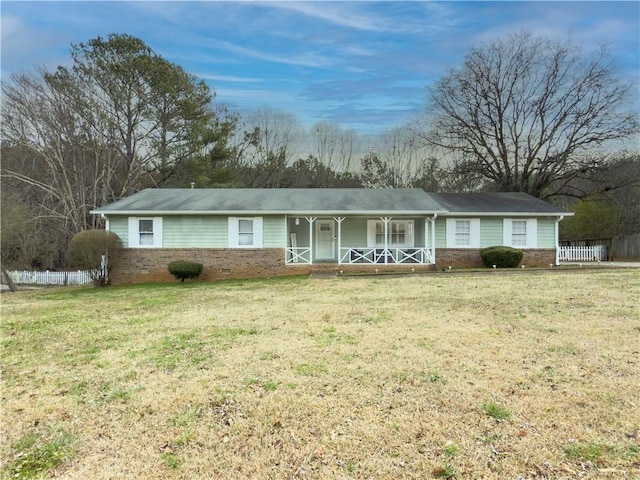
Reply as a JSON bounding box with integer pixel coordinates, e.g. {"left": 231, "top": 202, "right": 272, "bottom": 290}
{"left": 285, "top": 215, "right": 437, "bottom": 266}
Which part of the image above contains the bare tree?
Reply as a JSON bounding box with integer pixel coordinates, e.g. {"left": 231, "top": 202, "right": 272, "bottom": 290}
{"left": 234, "top": 107, "right": 301, "bottom": 187}
{"left": 361, "top": 125, "right": 444, "bottom": 189}
{"left": 421, "top": 31, "right": 639, "bottom": 198}
{"left": 311, "top": 122, "right": 357, "bottom": 174}
{"left": 1, "top": 70, "right": 115, "bottom": 233}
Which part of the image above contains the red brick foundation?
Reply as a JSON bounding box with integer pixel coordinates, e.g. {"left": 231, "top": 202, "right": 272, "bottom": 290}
{"left": 109, "top": 247, "right": 558, "bottom": 284}
{"left": 109, "top": 248, "right": 310, "bottom": 284}
{"left": 434, "top": 248, "right": 557, "bottom": 269}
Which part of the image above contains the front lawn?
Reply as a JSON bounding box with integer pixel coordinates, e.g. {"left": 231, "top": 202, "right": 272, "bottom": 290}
{"left": 1, "top": 270, "right": 638, "bottom": 479}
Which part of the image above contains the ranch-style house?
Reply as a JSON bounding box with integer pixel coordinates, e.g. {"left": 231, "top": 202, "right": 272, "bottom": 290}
{"left": 91, "top": 188, "right": 571, "bottom": 283}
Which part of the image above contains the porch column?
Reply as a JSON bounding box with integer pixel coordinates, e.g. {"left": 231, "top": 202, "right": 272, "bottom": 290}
{"left": 431, "top": 214, "right": 437, "bottom": 264}
{"left": 424, "top": 217, "right": 429, "bottom": 263}
{"left": 334, "top": 217, "right": 345, "bottom": 264}
{"left": 306, "top": 217, "right": 317, "bottom": 265}
{"left": 381, "top": 217, "right": 392, "bottom": 264}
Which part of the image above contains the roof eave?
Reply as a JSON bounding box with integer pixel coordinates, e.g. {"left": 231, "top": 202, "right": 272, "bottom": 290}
{"left": 440, "top": 211, "right": 573, "bottom": 217}
{"left": 92, "top": 209, "right": 448, "bottom": 216}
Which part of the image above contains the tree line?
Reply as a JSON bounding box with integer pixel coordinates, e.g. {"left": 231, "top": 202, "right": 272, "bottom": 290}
{"left": 2, "top": 32, "right": 638, "bottom": 269}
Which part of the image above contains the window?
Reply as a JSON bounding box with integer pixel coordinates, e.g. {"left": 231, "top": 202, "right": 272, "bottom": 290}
{"left": 455, "top": 220, "right": 471, "bottom": 246}
{"left": 445, "top": 218, "right": 480, "bottom": 248}
{"left": 229, "top": 217, "right": 263, "bottom": 248}
{"left": 238, "top": 219, "right": 254, "bottom": 246}
{"left": 511, "top": 220, "right": 527, "bottom": 247}
{"left": 503, "top": 218, "right": 537, "bottom": 248}
{"left": 390, "top": 222, "right": 406, "bottom": 245}
{"left": 127, "top": 217, "right": 162, "bottom": 247}
{"left": 367, "top": 220, "right": 413, "bottom": 247}
{"left": 139, "top": 219, "right": 154, "bottom": 246}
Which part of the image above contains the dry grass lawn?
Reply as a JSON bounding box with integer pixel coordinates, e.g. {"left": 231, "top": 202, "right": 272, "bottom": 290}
{"left": 1, "top": 269, "right": 639, "bottom": 479}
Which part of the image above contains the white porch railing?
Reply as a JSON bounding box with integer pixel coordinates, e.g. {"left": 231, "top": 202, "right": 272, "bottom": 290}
{"left": 286, "top": 247, "right": 312, "bottom": 264}
{"left": 559, "top": 245, "right": 606, "bottom": 262}
{"left": 286, "top": 247, "right": 434, "bottom": 265}
{"left": 339, "top": 247, "right": 434, "bottom": 265}
{"left": 6, "top": 270, "right": 93, "bottom": 286}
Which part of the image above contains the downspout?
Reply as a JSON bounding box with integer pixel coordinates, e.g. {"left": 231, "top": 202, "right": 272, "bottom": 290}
{"left": 555, "top": 215, "right": 564, "bottom": 265}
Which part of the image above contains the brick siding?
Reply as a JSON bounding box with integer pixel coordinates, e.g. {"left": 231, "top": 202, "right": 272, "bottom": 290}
{"left": 109, "top": 247, "right": 558, "bottom": 284}
{"left": 110, "top": 248, "right": 310, "bottom": 284}
{"left": 435, "top": 248, "right": 557, "bottom": 269}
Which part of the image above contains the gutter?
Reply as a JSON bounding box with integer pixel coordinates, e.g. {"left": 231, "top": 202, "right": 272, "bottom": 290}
{"left": 90, "top": 209, "right": 450, "bottom": 216}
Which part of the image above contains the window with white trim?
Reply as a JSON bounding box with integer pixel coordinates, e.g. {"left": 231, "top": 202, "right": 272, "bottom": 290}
{"left": 229, "top": 217, "right": 263, "bottom": 248}
{"left": 503, "top": 218, "right": 537, "bottom": 248}
{"left": 455, "top": 220, "right": 471, "bottom": 246}
{"left": 511, "top": 220, "right": 527, "bottom": 247}
{"left": 238, "top": 219, "right": 254, "bottom": 246}
{"left": 139, "top": 219, "right": 154, "bottom": 246}
{"left": 367, "top": 220, "right": 414, "bottom": 247}
{"left": 445, "top": 218, "right": 480, "bottom": 248}
{"left": 128, "top": 217, "right": 162, "bottom": 247}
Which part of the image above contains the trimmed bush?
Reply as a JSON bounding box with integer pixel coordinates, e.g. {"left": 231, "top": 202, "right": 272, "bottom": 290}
{"left": 480, "top": 246, "right": 523, "bottom": 268}
{"left": 168, "top": 261, "right": 203, "bottom": 282}
{"left": 66, "top": 230, "right": 122, "bottom": 287}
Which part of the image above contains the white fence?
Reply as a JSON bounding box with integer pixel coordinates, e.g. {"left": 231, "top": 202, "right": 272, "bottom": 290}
{"left": 6, "top": 270, "right": 93, "bottom": 286}
{"left": 559, "top": 245, "right": 606, "bottom": 262}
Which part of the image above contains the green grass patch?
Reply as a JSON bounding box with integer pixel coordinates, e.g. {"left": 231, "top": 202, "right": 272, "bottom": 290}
{"left": 160, "top": 452, "right": 181, "bottom": 469}
{"left": 432, "top": 464, "right": 455, "bottom": 478}
{"left": 294, "top": 363, "right": 328, "bottom": 376}
{"left": 483, "top": 402, "right": 511, "bottom": 420}
{"left": 4, "top": 432, "right": 75, "bottom": 479}
{"left": 563, "top": 441, "right": 640, "bottom": 463}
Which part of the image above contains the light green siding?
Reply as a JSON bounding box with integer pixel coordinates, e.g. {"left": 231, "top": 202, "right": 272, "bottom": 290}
{"left": 480, "top": 218, "right": 503, "bottom": 247}
{"left": 264, "top": 216, "right": 286, "bottom": 247}
{"left": 108, "top": 216, "right": 129, "bottom": 245}
{"left": 341, "top": 218, "right": 368, "bottom": 247}
{"left": 414, "top": 220, "right": 426, "bottom": 247}
{"left": 109, "top": 213, "right": 557, "bottom": 251}
{"left": 435, "top": 218, "right": 447, "bottom": 248}
{"left": 163, "top": 216, "right": 227, "bottom": 247}
{"left": 437, "top": 216, "right": 558, "bottom": 248}
{"left": 537, "top": 218, "right": 556, "bottom": 248}
{"left": 288, "top": 219, "right": 310, "bottom": 247}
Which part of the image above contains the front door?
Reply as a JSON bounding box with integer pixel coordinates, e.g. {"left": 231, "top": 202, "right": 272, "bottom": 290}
{"left": 315, "top": 220, "right": 335, "bottom": 260}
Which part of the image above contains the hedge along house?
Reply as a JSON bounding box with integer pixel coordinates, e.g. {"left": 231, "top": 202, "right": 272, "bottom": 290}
{"left": 91, "top": 188, "right": 571, "bottom": 284}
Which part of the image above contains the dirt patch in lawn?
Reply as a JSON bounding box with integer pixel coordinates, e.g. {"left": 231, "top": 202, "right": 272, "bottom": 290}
{"left": 1, "top": 270, "right": 639, "bottom": 479}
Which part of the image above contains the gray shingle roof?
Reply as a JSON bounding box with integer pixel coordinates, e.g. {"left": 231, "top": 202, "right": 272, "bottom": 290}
{"left": 91, "top": 188, "right": 570, "bottom": 216}
{"left": 92, "top": 188, "right": 446, "bottom": 215}
{"left": 429, "top": 192, "right": 570, "bottom": 215}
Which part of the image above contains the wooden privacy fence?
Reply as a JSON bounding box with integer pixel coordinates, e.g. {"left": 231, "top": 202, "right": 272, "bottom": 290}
{"left": 610, "top": 233, "right": 640, "bottom": 261}
{"left": 559, "top": 245, "right": 606, "bottom": 262}
{"left": 7, "top": 270, "right": 93, "bottom": 286}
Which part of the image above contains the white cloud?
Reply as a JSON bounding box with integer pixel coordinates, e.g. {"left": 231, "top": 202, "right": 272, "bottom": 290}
{"left": 196, "top": 73, "right": 263, "bottom": 83}
{"left": 209, "top": 38, "right": 338, "bottom": 69}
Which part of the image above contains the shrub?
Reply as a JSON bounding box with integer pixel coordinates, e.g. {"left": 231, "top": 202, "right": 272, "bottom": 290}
{"left": 480, "top": 246, "right": 523, "bottom": 268}
{"left": 168, "top": 261, "right": 203, "bottom": 282}
{"left": 66, "top": 230, "right": 122, "bottom": 287}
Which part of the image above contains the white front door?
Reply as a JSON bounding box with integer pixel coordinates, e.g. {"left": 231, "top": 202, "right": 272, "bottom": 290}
{"left": 316, "top": 220, "right": 335, "bottom": 260}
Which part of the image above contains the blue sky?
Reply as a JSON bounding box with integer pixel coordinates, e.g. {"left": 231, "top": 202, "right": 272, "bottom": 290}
{"left": 2, "top": 1, "right": 639, "bottom": 134}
